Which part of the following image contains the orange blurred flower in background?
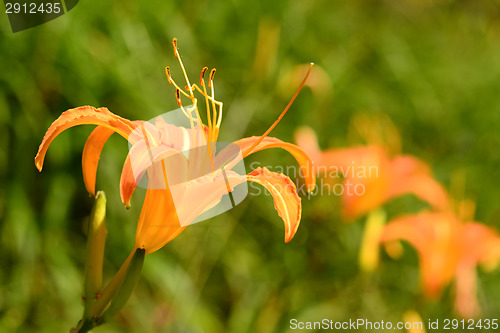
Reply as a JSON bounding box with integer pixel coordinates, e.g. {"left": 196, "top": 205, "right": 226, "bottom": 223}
{"left": 294, "top": 112, "right": 500, "bottom": 319}
{"left": 381, "top": 211, "right": 500, "bottom": 318}
{"left": 295, "top": 126, "right": 449, "bottom": 220}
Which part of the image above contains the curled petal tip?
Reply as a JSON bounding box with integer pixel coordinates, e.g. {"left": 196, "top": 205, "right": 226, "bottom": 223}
{"left": 34, "top": 159, "right": 43, "bottom": 172}
{"left": 35, "top": 105, "right": 135, "bottom": 181}
{"left": 120, "top": 184, "right": 133, "bottom": 208}
{"left": 284, "top": 217, "right": 297, "bottom": 242}
{"left": 87, "top": 189, "right": 96, "bottom": 197}
{"left": 247, "top": 167, "right": 302, "bottom": 244}
{"left": 120, "top": 155, "right": 137, "bottom": 210}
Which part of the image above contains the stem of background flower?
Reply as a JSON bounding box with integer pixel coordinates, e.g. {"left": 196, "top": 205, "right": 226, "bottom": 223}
{"left": 359, "top": 209, "right": 386, "bottom": 272}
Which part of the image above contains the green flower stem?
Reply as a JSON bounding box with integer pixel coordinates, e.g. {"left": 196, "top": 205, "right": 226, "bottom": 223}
{"left": 73, "top": 249, "right": 136, "bottom": 332}
{"left": 83, "top": 191, "right": 108, "bottom": 317}
{"left": 74, "top": 318, "right": 94, "bottom": 333}
{"left": 73, "top": 195, "right": 146, "bottom": 332}
{"left": 87, "top": 249, "right": 135, "bottom": 319}
{"left": 102, "top": 248, "right": 145, "bottom": 322}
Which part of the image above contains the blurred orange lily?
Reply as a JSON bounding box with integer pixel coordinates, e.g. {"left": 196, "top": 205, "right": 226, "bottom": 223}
{"left": 35, "top": 39, "right": 315, "bottom": 255}
{"left": 295, "top": 127, "right": 449, "bottom": 220}
{"left": 380, "top": 212, "right": 500, "bottom": 318}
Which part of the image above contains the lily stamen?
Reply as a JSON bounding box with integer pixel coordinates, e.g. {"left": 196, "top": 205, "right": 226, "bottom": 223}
{"left": 170, "top": 39, "right": 207, "bottom": 148}
{"left": 188, "top": 83, "right": 223, "bottom": 142}
{"left": 169, "top": 39, "right": 220, "bottom": 169}
{"left": 174, "top": 89, "right": 182, "bottom": 107}
{"left": 165, "top": 66, "right": 174, "bottom": 84}
{"left": 165, "top": 67, "right": 191, "bottom": 99}
{"left": 172, "top": 38, "right": 195, "bottom": 99}
{"left": 174, "top": 90, "right": 198, "bottom": 132}
{"left": 209, "top": 69, "right": 222, "bottom": 142}
{"left": 245, "top": 62, "right": 314, "bottom": 156}
{"left": 166, "top": 66, "right": 198, "bottom": 129}
{"left": 199, "top": 67, "right": 213, "bottom": 142}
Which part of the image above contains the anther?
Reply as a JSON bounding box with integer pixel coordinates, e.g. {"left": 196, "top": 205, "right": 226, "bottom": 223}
{"left": 208, "top": 68, "right": 216, "bottom": 88}
{"left": 175, "top": 89, "right": 182, "bottom": 106}
{"left": 200, "top": 67, "right": 208, "bottom": 86}
{"left": 165, "top": 67, "right": 173, "bottom": 84}
{"left": 172, "top": 38, "right": 179, "bottom": 57}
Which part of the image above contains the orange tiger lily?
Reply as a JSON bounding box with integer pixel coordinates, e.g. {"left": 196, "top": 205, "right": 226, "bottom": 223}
{"left": 295, "top": 127, "right": 449, "bottom": 220}
{"left": 381, "top": 212, "right": 500, "bottom": 318}
{"left": 35, "top": 39, "right": 315, "bottom": 256}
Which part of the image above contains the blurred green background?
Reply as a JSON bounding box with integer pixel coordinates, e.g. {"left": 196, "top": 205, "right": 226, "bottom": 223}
{"left": 2, "top": 0, "right": 500, "bottom": 332}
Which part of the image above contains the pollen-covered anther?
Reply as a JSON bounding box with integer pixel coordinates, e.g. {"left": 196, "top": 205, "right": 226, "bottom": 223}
{"left": 165, "top": 67, "right": 173, "bottom": 84}
{"left": 172, "top": 38, "right": 179, "bottom": 57}
{"left": 200, "top": 67, "right": 208, "bottom": 86}
{"left": 208, "top": 68, "right": 216, "bottom": 88}
{"left": 175, "top": 89, "right": 182, "bottom": 106}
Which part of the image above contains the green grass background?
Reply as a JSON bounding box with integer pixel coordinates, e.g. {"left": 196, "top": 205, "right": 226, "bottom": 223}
{"left": 1, "top": 0, "right": 500, "bottom": 332}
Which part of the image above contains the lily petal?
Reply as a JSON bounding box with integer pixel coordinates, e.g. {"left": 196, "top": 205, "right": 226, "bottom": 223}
{"left": 388, "top": 156, "right": 450, "bottom": 211}
{"left": 135, "top": 165, "right": 303, "bottom": 252}
{"left": 120, "top": 156, "right": 136, "bottom": 208}
{"left": 120, "top": 144, "right": 188, "bottom": 208}
{"left": 389, "top": 173, "right": 450, "bottom": 212}
{"left": 82, "top": 126, "right": 115, "bottom": 196}
{"left": 120, "top": 120, "right": 208, "bottom": 208}
{"left": 381, "top": 213, "right": 460, "bottom": 298}
{"left": 135, "top": 169, "right": 244, "bottom": 253}
{"left": 381, "top": 214, "right": 434, "bottom": 254}
{"left": 172, "top": 169, "right": 245, "bottom": 226}
{"left": 318, "top": 145, "right": 386, "bottom": 172}
{"left": 390, "top": 155, "right": 431, "bottom": 177}
{"left": 326, "top": 146, "right": 388, "bottom": 220}
{"left": 461, "top": 223, "right": 500, "bottom": 265}
{"left": 135, "top": 188, "right": 185, "bottom": 255}
{"left": 235, "top": 136, "right": 316, "bottom": 193}
{"left": 246, "top": 167, "right": 302, "bottom": 242}
{"left": 294, "top": 126, "right": 321, "bottom": 163}
{"left": 35, "top": 106, "right": 136, "bottom": 171}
